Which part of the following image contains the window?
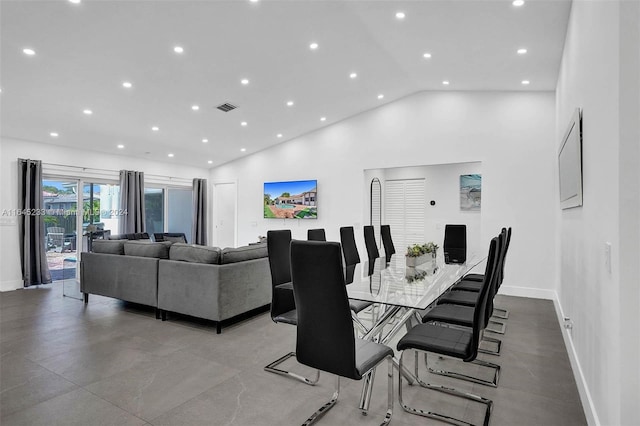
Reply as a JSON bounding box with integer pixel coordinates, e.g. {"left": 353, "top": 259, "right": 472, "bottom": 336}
{"left": 144, "top": 187, "right": 164, "bottom": 235}
{"left": 168, "top": 188, "right": 193, "bottom": 240}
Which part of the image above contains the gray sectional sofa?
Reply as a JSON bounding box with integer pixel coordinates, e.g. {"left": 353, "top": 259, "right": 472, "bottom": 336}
{"left": 80, "top": 240, "right": 271, "bottom": 333}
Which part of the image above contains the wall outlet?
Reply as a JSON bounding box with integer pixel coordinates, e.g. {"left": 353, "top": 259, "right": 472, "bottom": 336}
{"left": 604, "top": 242, "right": 612, "bottom": 274}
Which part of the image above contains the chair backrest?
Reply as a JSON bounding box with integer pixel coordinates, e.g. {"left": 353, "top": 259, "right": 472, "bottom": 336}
{"left": 467, "top": 236, "right": 501, "bottom": 362}
{"left": 497, "top": 227, "right": 512, "bottom": 289}
{"left": 483, "top": 231, "right": 505, "bottom": 328}
{"left": 267, "top": 230, "right": 295, "bottom": 318}
{"left": 307, "top": 228, "right": 326, "bottom": 241}
{"left": 154, "top": 232, "right": 188, "bottom": 243}
{"left": 47, "top": 227, "right": 65, "bottom": 234}
{"left": 290, "top": 240, "right": 359, "bottom": 380}
{"left": 340, "top": 226, "right": 360, "bottom": 266}
{"left": 380, "top": 225, "right": 395, "bottom": 263}
{"left": 444, "top": 224, "right": 467, "bottom": 264}
{"left": 363, "top": 225, "right": 380, "bottom": 261}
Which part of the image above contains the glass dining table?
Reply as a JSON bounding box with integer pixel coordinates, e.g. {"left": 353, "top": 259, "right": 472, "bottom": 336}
{"left": 346, "top": 252, "right": 487, "bottom": 413}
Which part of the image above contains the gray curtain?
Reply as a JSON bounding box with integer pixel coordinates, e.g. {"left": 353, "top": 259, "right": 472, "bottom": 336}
{"left": 17, "top": 158, "right": 52, "bottom": 286}
{"left": 192, "top": 178, "right": 207, "bottom": 245}
{"left": 118, "top": 170, "right": 146, "bottom": 234}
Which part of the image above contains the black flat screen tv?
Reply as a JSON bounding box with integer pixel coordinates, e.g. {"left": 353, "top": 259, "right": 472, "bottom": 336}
{"left": 559, "top": 108, "right": 583, "bottom": 209}
{"left": 264, "top": 180, "right": 317, "bottom": 219}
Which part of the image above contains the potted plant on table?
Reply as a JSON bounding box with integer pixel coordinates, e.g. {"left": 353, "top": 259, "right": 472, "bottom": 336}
{"left": 405, "top": 242, "right": 439, "bottom": 267}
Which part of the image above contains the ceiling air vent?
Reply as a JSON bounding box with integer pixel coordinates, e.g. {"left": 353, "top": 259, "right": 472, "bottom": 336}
{"left": 216, "top": 102, "right": 237, "bottom": 112}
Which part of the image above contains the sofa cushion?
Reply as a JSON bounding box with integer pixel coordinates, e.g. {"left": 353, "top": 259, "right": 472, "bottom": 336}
{"left": 124, "top": 241, "right": 171, "bottom": 258}
{"left": 220, "top": 243, "right": 267, "bottom": 264}
{"left": 92, "top": 239, "right": 125, "bottom": 255}
{"left": 169, "top": 243, "right": 221, "bottom": 264}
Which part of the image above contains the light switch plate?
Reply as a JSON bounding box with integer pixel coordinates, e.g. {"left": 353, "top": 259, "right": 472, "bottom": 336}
{"left": 604, "top": 242, "right": 612, "bottom": 274}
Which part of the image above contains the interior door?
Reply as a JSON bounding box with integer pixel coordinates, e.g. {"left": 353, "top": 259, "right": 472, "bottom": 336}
{"left": 213, "top": 182, "right": 237, "bottom": 248}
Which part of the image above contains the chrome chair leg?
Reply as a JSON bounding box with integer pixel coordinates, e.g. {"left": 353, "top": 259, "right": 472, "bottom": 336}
{"left": 303, "top": 357, "right": 393, "bottom": 426}
{"left": 399, "top": 350, "right": 492, "bottom": 426}
{"left": 479, "top": 330, "right": 502, "bottom": 356}
{"left": 425, "top": 352, "right": 500, "bottom": 388}
{"left": 486, "top": 318, "right": 506, "bottom": 335}
{"left": 302, "top": 375, "right": 340, "bottom": 425}
{"left": 479, "top": 336, "right": 502, "bottom": 356}
{"left": 264, "top": 352, "right": 320, "bottom": 386}
{"left": 492, "top": 307, "right": 509, "bottom": 319}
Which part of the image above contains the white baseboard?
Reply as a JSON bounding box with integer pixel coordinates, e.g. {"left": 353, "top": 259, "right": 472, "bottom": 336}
{"left": 552, "top": 293, "right": 600, "bottom": 426}
{"left": 498, "top": 284, "right": 556, "bottom": 300}
{"left": 0, "top": 279, "right": 23, "bottom": 292}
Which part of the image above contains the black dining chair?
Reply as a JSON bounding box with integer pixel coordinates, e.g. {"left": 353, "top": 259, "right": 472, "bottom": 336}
{"left": 307, "top": 228, "right": 326, "bottom": 241}
{"left": 443, "top": 224, "right": 467, "bottom": 264}
{"left": 363, "top": 225, "right": 380, "bottom": 261}
{"left": 438, "top": 229, "right": 509, "bottom": 335}
{"left": 264, "top": 230, "right": 320, "bottom": 385}
{"left": 290, "top": 240, "right": 393, "bottom": 425}
{"left": 452, "top": 227, "right": 512, "bottom": 322}
{"left": 339, "top": 227, "right": 373, "bottom": 318}
{"left": 422, "top": 230, "right": 506, "bottom": 355}
{"left": 339, "top": 226, "right": 360, "bottom": 284}
{"left": 395, "top": 237, "right": 501, "bottom": 426}
{"left": 380, "top": 225, "right": 395, "bottom": 264}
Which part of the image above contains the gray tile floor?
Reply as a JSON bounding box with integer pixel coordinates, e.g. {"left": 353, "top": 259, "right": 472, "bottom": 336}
{"left": 0, "top": 285, "right": 586, "bottom": 426}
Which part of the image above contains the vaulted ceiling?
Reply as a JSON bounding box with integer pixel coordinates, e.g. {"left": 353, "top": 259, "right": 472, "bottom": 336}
{"left": 0, "top": 0, "right": 572, "bottom": 168}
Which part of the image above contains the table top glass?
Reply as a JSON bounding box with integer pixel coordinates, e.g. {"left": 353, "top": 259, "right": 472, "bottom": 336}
{"left": 346, "top": 252, "right": 486, "bottom": 310}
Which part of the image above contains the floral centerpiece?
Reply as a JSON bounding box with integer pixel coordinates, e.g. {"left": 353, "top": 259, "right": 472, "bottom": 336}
{"left": 405, "top": 242, "right": 438, "bottom": 267}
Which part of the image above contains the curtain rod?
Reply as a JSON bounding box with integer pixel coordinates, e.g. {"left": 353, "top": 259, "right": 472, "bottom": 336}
{"left": 42, "top": 162, "right": 195, "bottom": 183}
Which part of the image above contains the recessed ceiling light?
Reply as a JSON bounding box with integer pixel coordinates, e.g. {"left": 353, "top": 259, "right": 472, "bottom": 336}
{"left": 521, "top": 80, "right": 530, "bottom": 85}
{"left": 23, "top": 48, "right": 36, "bottom": 56}
{"left": 517, "top": 48, "right": 528, "bottom": 55}
{"left": 286, "top": 100, "right": 294, "bottom": 107}
{"left": 207, "top": 160, "right": 213, "bottom": 164}
{"left": 49, "top": 132, "right": 59, "bottom": 138}
{"left": 240, "top": 148, "right": 246, "bottom": 152}
{"left": 349, "top": 72, "right": 358, "bottom": 79}
{"left": 320, "top": 117, "right": 326, "bottom": 122}
{"left": 442, "top": 81, "right": 450, "bottom": 85}
{"left": 395, "top": 11, "right": 406, "bottom": 19}
{"left": 512, "top": 0, "right": 525, "bottom": 6}
{"left": 122, "top": 81, "right": 133, "bottom": 88}
{"left": 241, "top": 78, "right": 249, "bottom": 85}
{"left": 241, "top": 121, "right": 247, "bottom": 126}
{"left": 69, "top": 0, "right": 81, "bottom": 3}
{"left": 117, "top": 144, "right": 125, "bottom": 149}
{"left": 191, "top": 105, "right": 200, "bottom": 111}
{"left": 168, "top": 153, "right": 174, "bottom": 157}
{"left": 377, "top": 94, "right": 384, "bottom": 100}
{"left": 423, "top": 52, "right": 432, "bottom": 59}
{"left": 249, "top": 0, "right": 259, "bottom": 3}
{"left": 173, "top": 46, "right": 184, "bottom": 54}
{"left": 277, "top": 133, "right": 283, "bottom": 138}
{"left": 202, "top": 138, "right": 208, "bottom": 143}
{"left": 309, "top": 42, "right": 319, "bottom": 50}
{"left": 83, "top": 109, "right": 93, "bottom": 115}
{"left": 151, "top": 126, "right": 159, "bottom": 131}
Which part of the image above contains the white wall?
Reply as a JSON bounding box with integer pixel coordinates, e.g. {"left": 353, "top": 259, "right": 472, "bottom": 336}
{"left": 0, "top": 137, "right": 209, "bottom": 291}
{"left": 210, "top": 90, "right": 557, "bottom": 296}
{"left": 364, "top": 162, "right": 483, "bottom": 257}
{"left": 555, "top": 0, "right": 640, "bottom": 424}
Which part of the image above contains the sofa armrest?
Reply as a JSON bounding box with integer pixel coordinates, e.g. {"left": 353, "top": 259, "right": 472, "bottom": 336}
{"left": 80, "top": 252, "right": 159, "bottom": 307}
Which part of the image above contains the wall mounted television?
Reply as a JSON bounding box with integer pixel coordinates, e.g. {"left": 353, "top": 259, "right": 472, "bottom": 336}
{"left": 264, "top": 180, "right": 317, "bottom": 219}
{"left": 559, "top": 108, "right": 583, "bottom": 209}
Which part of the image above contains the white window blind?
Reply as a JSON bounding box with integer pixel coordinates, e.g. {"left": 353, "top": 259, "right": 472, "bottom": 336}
{"left": 384, "top": 179, "right": 425, "bottom": 254}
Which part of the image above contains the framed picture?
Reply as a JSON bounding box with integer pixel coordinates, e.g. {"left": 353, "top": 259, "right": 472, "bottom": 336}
{"left": 460, "top": 174, "right": 481, "bottom": 211}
